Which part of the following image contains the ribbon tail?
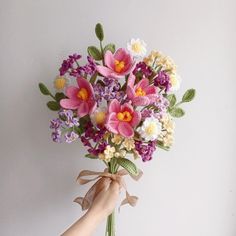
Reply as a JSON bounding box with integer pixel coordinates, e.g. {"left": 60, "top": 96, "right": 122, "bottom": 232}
{"left": 119, "top": 191, "right": 138, "bottom": 212}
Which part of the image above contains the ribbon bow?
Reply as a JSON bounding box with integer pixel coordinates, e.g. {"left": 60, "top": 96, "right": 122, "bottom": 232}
{"left": 74, "top": 168, "right": 143, "bottom": 210}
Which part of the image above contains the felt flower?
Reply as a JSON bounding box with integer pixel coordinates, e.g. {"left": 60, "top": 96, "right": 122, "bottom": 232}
{"left": 60, "top": 77, "right": 96, "bottom": 117}
{"left": 137, "top": 116, "right": 162, "bottom": 141}
{"left": 96, "top": 48, "right": 134, "bottom": 79}
{"left": 127, "top": 73, "right": 158, "bottom": 106}
{"left": 98, "top": 145, "right": 116, "bottom": 162}
{"left": 105, "top": 99, "right": 141, "bottom": 138}
{"left": 54, "top": 76, "right": 69, "bottom": 91}
{"left": 127, "top": 38, "right": 147, "bottom": 57}
{"left": 90, "top": 107, "right": 107, "bottom": 126}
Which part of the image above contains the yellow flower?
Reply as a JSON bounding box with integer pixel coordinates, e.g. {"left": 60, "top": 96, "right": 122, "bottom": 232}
{"left": 123, "top": 138, "right": 135, "bottom": 151}
{"left": 90, "top": 107, "right": 107, "bottom": 126}
{"left": 53, "top": 76, "right": 69, "bottom": 91}
{"left": 111, "top": 134, "right": 123, "bottom": 145}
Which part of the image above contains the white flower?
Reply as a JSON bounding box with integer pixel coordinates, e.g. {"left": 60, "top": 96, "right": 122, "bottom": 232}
{"left": 90, "top": 107, "right": 107, "bottom": 126}
{"left": 99, "top": 145, "right": 116, "bottom": 162}
{"left": 127, "top": 38, "right": 147, "bottom": 57}
{"left": 170, "top": 73, "right": 181, "bottom": 91}
{"left": 137, "top": 116, "right": 162, "bottom": 141}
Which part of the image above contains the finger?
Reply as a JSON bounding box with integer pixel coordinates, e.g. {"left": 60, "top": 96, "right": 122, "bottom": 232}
{"left": 109, "top": 180, "right": 120, "bottom": 193}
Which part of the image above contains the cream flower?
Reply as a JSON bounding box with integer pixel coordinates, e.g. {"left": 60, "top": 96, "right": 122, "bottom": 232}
{"left": 169, "top": 73, "right": 181, "bottom": 91}
{"left": 137, "top": 116, "right": 162, "bottom": 141}
{"left": 127, "top": 38, "right": 147, "bottom": 57}
{"left": 99, "top": 145, "right": 116, "bottom": 162}
{"left": 90, "top": 107, "right": 107, "bottom": 126}
{"left": 53, "top": 76, "right": 69, "bottom": 91}
{"left": 161, "top": 114, "right": 175, "bottom": 133}
{"left": 161, "top": 132, "right": 174, "bottom": 147}
{"left": 114, "top": 149, "right": 127, "bottom": 158}
{"left": 122, "top": 138, "right": 135, "bottom": 151}
{"left": 111, "top": 134, "right": 123, "bottom": 145}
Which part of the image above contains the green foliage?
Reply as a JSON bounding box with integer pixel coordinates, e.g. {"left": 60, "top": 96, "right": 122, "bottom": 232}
{"left": 104, "top": 43, "right": 116, "bottom": 53}
{"left": 47, "top": 101, "right": 60, "bottom": 111}
{"left": 117, "top": 158, "right": 139, "bottom": 176}
{"left": 167, "top": 94, "right": 177, "bottom": 107}
{"left": 55, "top": 92, "right": 66, "bottom": 102}
{"left": 169, "top": 107, "right": 185, "bottom": 118}
{"left": 182, "top": 89, "right": 196, "bottom": 103}
{"left": 87, "top": 46, "right": 102, "bottom": 60}
{"left": 157, "top": 141, "right": 170, "bottom": 151}
{"left": 95, "top": 23, "right": 104, "bottom": 41}
{"left": 85, "top": 154, "right": 98, "bottom": 159}
{"left": 38, "top": 83, "right": 50, "bottom": 96}
{"left": 89, "top": 72, "right": 98, "bottom": 84}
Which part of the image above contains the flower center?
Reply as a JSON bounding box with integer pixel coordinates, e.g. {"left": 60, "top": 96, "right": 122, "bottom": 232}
{"left": 135, "top": 87, "right": 146, "bottom": 96}
{"left": 114, "top": 60, "right": 125, "bottom": 73}
{"left": 145, "top": 123, "right": 157, "bottom": 135}
{"left": 131, "top": 42, "right": 142, "bottom": 53}
{"left": 117, "top": 111, "right": 132, "bottom": 122}
{"left": 77, "top": 88, "right": 89, "bottom": 101}
{"left": 94, "top": 111, "right": 106, "bottom": 124}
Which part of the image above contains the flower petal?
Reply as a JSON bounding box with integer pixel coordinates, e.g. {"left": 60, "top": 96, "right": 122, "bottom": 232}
{"left": 130, "top": 111, "right": 141, "bottom": 127}
{"left": 108, "top": 99, "right": 121, "bottom": 113}
{"left": 105, "top": 112, "right": 119, "bottom": 134}
{"left": 144, "top": 85, "right": 156, "bottom": 94}
{"left": 65, "top": 86, "right": 79, "bottom": 99}
{"left": 136, "top": 78, "right": 149, "bottom": 89}
{"left": 60, "top": 98, "right": 80, "bottom": 109}
{"left": 127, "top": 73, "right": 135, "bottom": 87}
{"left": 104, "top": 51, "right": 115, "bottom": 69}
{"left": 118, "top": 122, "right": 134, "bottom": 138}
{"left": 126, "top": 85, "right": 135, "bottom": 100}
{"left": 96, "top": 65, "right": 113, "bottom": 78}
{"left": 133, "top": 96, "right": 150, "bottom": 106}
{"left": 77, "top": 102, "right": 89, "bottom": 117}
{"left": 77, "top": 77, "right": 94, "bottom": 97}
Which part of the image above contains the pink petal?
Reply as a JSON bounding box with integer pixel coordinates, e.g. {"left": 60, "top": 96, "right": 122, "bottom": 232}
{"left": 127, "top": 73, "right": 135, "bottom": 87}
{"left": 60, "top": 98, "right": 80, "bottom": 109}
{"left": 77, "top": 102, "right": 89, "bottom": 117}
{"left": 121, "top": 102, "right": 134, "bottom": 113}
{"left": 126, "top": 86, "right": 135, "bottom": 100}
{"left": 89, "top": 101, "right": 97, "bottom": 114}
{"left": 130, "top": 111, "right": 141, "bottom": 127}
{"left": 118, "top": 122, "right": 134, "bottom": 138}
{"left": 105, "top": 112, "right": 119, "bottom": 134}
{"left": 136, "top": 78, "right": 149, "bottom": 89}
{"left": 108, "top": 99, "right": 121, "bottom": 113}
{"left": 66, "top": 86, "right": 79, "bottom": 99}
{"left": 146, "top": 94, "right": 158, "bottom": 103}
{"left": 104, "top": 51, "right": 115, "bottom": 69}
{"left": 77, "top": 77, "right": 94, "bottom": 97}
{"left": 96, "top": 65, "right": 113, "bottom": 78}
{"left": 114, "top": 48, "right": 127, "bottom": 61}
{"left": 144, "top": 86, "right": 156, "bottom": 94}
{"left": 133, "top": 96, "right": 150, "bottom": 106}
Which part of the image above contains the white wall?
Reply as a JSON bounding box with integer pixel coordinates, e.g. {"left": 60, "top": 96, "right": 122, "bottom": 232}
{"left": 1, "top": 0, "right": 236, "bottom": 235}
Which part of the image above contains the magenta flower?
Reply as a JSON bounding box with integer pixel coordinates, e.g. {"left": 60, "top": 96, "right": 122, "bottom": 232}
{"left": 60, "top": 77, "right": 96, "bottom": 117}
{"left": 105, "top": 99, "right": 141, "bottom": 138}
{"left": 96, "top": 48, "right": 134, "bottom": 79}
{"left": 126, "top": 73, "right": 158, "bottom": 106}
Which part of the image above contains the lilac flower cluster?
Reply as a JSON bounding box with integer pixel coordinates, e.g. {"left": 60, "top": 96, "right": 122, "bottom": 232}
{"left": 50, "top": 110, "right": 80, "bottom": 143}
{"left": 154, "top": 71, "right": 171, "bottom": 92}
{"left": 154, "top": 94, "right": 170, "bottom": 116}
{"left": 133, "top": 62, "right": 152, "bottom": 78}
{"left": 59, "top": 54, "right": 96, "bottom": 77}
{"left": 135, "top": 141, "right": 156, "bottom": 162}
{"left": 80, "top": 122, "right": 107, "bottom": 156}
{"left": 93, "top": 78, "right": 125, "bottom": 104}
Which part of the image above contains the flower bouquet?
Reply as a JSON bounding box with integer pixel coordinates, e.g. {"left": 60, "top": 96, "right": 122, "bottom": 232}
{"left": 39, "top": 23, "right": 195, "bottom": 236}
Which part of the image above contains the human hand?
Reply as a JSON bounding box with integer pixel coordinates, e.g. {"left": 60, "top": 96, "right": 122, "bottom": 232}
{"left": 87, "top": 178, "right": 120, "bottom": 220}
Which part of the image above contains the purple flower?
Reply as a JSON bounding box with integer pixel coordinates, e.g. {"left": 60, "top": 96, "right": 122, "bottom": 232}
{"left": 65, "top": 131, "right": 79, "bottom": 143}
{"left": 59, "top": 109, "right": 79, "bottom": 127}
{"left": 154, "top": 71, "right": 171, "bottom": 92}
{"left": 51, "top": 129, "right": 62, "bottom": 143}
{"left": 50, "top": 118, "right": 62, "bottom": 129}
{"left": 135, "top": 140, "right": 156, "bottom": 162}
{"left": 154, "top": 94, "right": 169, "bottom": 116}
{"left": 133, "top": 62, "right": 153, "bottom": 78}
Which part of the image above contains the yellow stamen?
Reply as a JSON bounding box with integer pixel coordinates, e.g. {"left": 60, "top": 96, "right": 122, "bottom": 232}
{"left": 114, "top": 60, "right": 125, "bottom": 73}
{"left": 77, "top": 88, "right": 89, "bottom": 101}
{"left": 145, "top": 123, "right": 156, "bottom": 135}
{"left": 94, "top": 111, "right": 106, "bottom": 124}
{"left": 131, "top": 42, "right": 142, "bottom": 53}
{"left": 117, "top": 111, "right": 132, "bottom": 122}
{"left": 135, "top": 87, "right": 146, "bottom": 96}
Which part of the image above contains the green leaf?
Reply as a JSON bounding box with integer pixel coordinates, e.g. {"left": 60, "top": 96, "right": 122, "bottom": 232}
{"left": 157, "top": 141, "right": 170, "bottom": 151}
{"left": 89, "top": 72, "right": 98, "bottom": 84}
{"left": 85, "top": 154, "right": 98, "bottom": 159}
{"left": 95, "top": 23, "right": 104, "bottom": 41}
{"left": 47, "top": 101, "right": 60, "bottom": 111}
{"left": 55, "top": 92, "right": 66, "bottom": 102}
{"left": 167, "top": 94, "right": 177, "bottom": 107}
{"left": 117, "top": 158, "right": 139, "bottom": 176}
{"left": 104, "top": 43, "right": 116, "bottom": 53}
{"left": 39, "top": 83, "right": 50, "bottom": 96}
{"left": 182, "top": 89, "right": 196, "bottom": 102}
{"left": 87, "top": 46, "right": 102, "bottom": 60}
{"left": 169, "top": 107, "right": 185, "bottom": 118}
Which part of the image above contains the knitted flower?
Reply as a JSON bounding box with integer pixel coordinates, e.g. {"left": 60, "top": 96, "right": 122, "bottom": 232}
{"left": 54, "top": 76, "right": 69, "bottom": 91}
{"left": 96, "top": 48, "right": 134, "bottom": 79}
{"left": 60, "top": 77, "right": 96, "bottom": 117}
{"left": 127, "top": 38, "right": 147, "bottom": 57}
{"left": 127, "top": 73, "right": 157, "bottom": 106}
{"left": 106, "top": 99, "right": 141, "bottom": 138}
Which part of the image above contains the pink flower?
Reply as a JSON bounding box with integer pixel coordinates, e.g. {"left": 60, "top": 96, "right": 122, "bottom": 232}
{"left": 105, "top": 99, "right": 141, "bottom": 138}
{"left": 127, "top": 73, "right": 158, "bottom": 106}
{"left": 96, "top": 48, "right": 134, "bottom": 79}
{"left": 60, "top": 77, "right": 96, "bottom": 117}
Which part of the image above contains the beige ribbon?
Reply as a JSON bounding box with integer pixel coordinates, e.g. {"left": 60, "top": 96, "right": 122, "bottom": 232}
{"left": 74, "top": 168, "right": 143, "bottom": 211}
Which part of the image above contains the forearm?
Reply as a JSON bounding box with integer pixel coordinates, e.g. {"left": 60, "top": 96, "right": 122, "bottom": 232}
{"left": 61, "top": 209, "right": 104, "bottom": 236}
